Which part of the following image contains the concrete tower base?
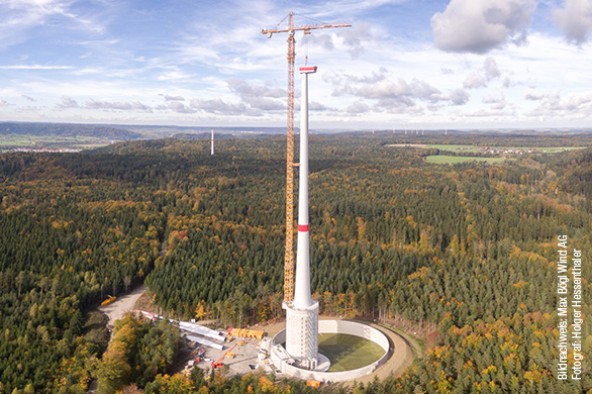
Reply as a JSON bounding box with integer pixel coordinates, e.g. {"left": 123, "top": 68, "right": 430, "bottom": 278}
{"left": 284, "top": 301, "right": 319, "bottom": 370}
{"left": 269, "top": 319, "right": 391, "bottom": 383}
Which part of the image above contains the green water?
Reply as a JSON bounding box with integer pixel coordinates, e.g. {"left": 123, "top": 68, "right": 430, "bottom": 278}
{"left": 318, "top": 333, "right": 385, "bottom": 372}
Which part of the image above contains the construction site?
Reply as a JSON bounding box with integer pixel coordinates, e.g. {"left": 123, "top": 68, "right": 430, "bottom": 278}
{"left": 128, "top": 310, "right": 414, "bottom": 386}
{"left": 97, "top": 12, "right": 417, "bottom": 387}
{"left": 174, "top": 12, "right": 415, "bottom": 385}
{"left": 165, "top": 12, "right": 417, "bottom": 385}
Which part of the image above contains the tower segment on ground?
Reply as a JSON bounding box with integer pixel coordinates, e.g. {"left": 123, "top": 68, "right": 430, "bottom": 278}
{"left": 261, "top": 12, "right": 350, "bottom": 303}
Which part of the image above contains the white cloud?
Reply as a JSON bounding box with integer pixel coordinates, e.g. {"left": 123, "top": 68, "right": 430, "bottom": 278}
{"left": 314, "top": 101, "right": 337, "bottom": 112}
{"left": 306, "top": 33, "right": 335, "bottom": 52}
{"left": 329, "top": 66, "right": 473, "bottom": 113}
{"left": 0, "top": 65, "right": 74, "bottom": 70}
{"left": 167, "top": 101, "right": 197, "bottom": 114}
{"left": 85, "top": 99, "right": 152, "bottom": 112}
{"left": 482, "top": 92, "right": 506, "bottom": 109}
{"left": 245, "top": 97, "right": 285, "bottom": 111}
{"left": 156, "top": 69, "right": 194, "bottom": 81}
{"left": 226, "top": 79, "right": 286, "bottom": 113}
{"left": 345, "top": 100, "right": 371, "bottom": 114}
{"left": 431, "top": 0, "right": 537, "bottom": 53}
{"left": 160, "top": 94, "right": 185, "bottom": 102}
{"left": 56, "top": 96, "right": 79, "bottom": 108}
{"left": 447, "top": 89, "right": 470, "bottom": 105}
{"left": 464, "top": 73, "right": 487, "bottom": 89}
{"left": 526, "top": 91, "right": 592, "bottom": 118}
{"left": 524, "top": 89, "right": 546, "bottom": 101}
{"left": 0, "top": 0, "right": 104, "bottom": 48}
{"left": 227, "top": 79, "right": 285, "bottom": 99}
{"left": 552, "top": 0, "right": 592, "bottom": 45}
{"left": 190, "top": 98, "right": 247, "bottom": 116}
{"left": 336, "top": 22, "right": 374, "bottom": 57}
{"left": 463, "top": 57, "right": 501, "bottom": 89}
{"left": 2, "top": 1, "right": 592, "bottom": 128}
{"left": 331, "top": 70, "right": 443, "bottom": 103}
{"left": 300, "top": 0, "right": 406, "bottom": 20}
{"left": 373, "top": 97, "right": 417, "bottom": 112}
{"left": 484, "top": 57, "right": 501, "bottom": 80}
{"left": 358, "top": 78, "right": 410, "bottom": 98}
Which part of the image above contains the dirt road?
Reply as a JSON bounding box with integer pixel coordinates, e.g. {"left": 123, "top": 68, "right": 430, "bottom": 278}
{"left": 99, "top": 285, "right": 146, "bottom": 328}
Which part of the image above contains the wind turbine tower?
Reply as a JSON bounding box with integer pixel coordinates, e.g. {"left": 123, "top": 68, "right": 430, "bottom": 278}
{"left": 211, "top": 129, "right": 215, "bottom": 156}
{"left": 262, "top": 14, "right": 350, "bottom": 306}
{"left": 262, "top": 17, "right": 394, "bottom": 384}
{"left": 285, "top": 65, "right": 319, "bottom": 369}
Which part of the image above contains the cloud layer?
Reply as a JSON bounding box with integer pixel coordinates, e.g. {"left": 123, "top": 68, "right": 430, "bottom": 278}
{"left": 432, "top": 0, "right": 537, "bottom": 53}
{"left": 1, "top": 0, "right": 592, "bottom": 128}
{"left": 553, "top": 0, "right": 592, "bottom": 45}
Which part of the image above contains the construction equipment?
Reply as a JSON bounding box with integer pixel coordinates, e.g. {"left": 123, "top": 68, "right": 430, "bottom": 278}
{"left": 100, "top": 295, "right": 116, "bottom": 306}
{"left": 227, "top": 327, "right": 265, "bottom": 340}
{"left": 211, "top": 343, "right": 237, "bottom": 369}
{"left": 262, "top": 12, "right": 350, "bottom": 303}
{"left": 306, "top": 380, "right": 321, "bottom": 388}
{"left": 191, "top": 346, "right": 206, "bottom": 363}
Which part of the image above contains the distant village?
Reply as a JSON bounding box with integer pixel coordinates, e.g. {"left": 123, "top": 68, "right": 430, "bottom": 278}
{"left": 480, "top": 146, "right": 534, "bottom": 156}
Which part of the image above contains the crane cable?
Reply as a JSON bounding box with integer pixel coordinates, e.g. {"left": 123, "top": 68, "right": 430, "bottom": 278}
{"left": 303, "top": 29, "right": 309, "bottom": 65}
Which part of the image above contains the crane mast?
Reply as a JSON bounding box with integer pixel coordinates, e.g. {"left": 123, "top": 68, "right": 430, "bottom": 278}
{"left": 262, "top": 13, "right": 350, "bottom": 304}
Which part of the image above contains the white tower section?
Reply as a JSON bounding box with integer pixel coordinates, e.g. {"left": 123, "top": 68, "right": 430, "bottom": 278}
{"left": 211, "top": 129, "right": 214, "bottom": 156}
{"left": 284, "top": 65, "right": 319, "bottom": 370}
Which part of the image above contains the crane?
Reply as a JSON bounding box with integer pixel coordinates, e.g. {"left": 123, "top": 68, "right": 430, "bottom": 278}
{"left": 211, "top": 343, "right": 238, "bottom": 369}
{"left": 262, "top": 12, "right": 350, "bottom": 304}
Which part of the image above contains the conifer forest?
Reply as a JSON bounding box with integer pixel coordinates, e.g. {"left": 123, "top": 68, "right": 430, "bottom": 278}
{"left": 0, "top": 132, "right": 590, "bottom": 393}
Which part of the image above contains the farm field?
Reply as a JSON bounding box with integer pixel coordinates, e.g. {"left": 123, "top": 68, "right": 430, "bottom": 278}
{"left": 0, "top": 134, "right": 111, "bottom": 151}
{"left": 390, "top": 143, "right": 585, "bottom": 153}
{"left": 424, "top": 155, "right": 506, "bottom": 164}
{"left": 429, "top": 144, "right": 584, "bottom": 153}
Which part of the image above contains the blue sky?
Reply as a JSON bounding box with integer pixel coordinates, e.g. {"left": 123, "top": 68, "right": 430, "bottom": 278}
{"left": 0, "top": 0, "right": 591, "bottom": 129}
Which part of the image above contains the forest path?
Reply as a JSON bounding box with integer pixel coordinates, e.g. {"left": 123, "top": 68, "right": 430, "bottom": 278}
{"left": 99, "top": 285, "right": 147, "bottom": 329}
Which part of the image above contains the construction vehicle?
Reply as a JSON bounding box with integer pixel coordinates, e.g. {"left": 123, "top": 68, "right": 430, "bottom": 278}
{"left": 306, "top": 380, "right": 321, "bottom": 388}
{"left": 100, "top": 295, "right": 116, "bottom": 306}
{"left": 191, "top": 347, "right": 206, "bottom": 356}
{"left": 191, "top": 347, "right": 206, "bottom": 363}
{"left": 211, "top": 343, "right": 237, "bottom": 369}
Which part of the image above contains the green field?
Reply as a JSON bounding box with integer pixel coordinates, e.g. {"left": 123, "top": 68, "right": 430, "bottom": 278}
{"left": 318, "top": 333, "right": 385, "bottom": 372}
{"left": 427, "top": 144, "right": 481, "bottom": 153}
{"left": 424, "top": 155, "right": 506, "bottom": 164}
{"left": 390, "top": 143, "right": 585, "bottom": 154}
{"left": 0, "top": 133, "right": 111, "bottom": 151}
{"left": 429, "top": 144, "right": 584, "bottom": 154}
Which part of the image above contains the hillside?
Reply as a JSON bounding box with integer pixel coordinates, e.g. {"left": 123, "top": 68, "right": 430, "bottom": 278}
{"left": 0, "top": 122, "right": 143, "bottom": 140}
